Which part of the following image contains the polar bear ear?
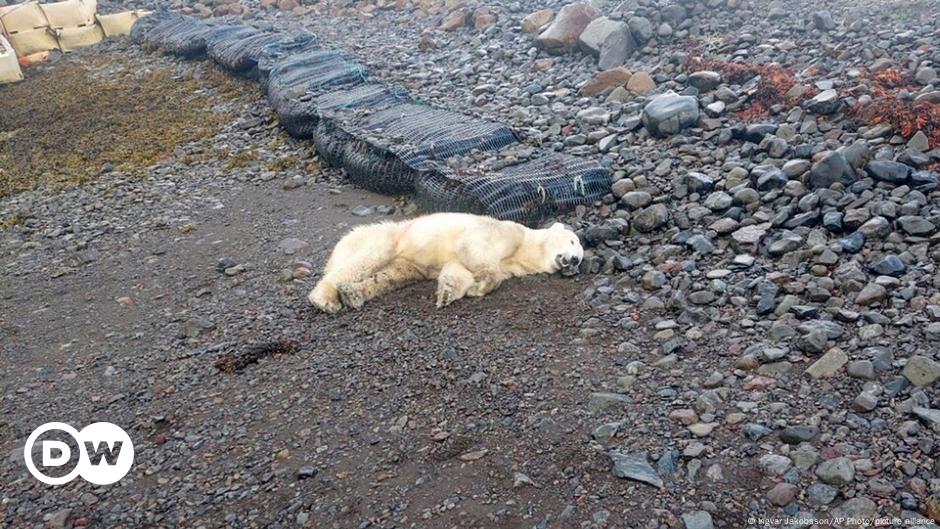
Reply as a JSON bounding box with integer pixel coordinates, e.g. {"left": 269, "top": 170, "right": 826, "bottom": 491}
{"left": 549, "top": 222, "right": 565, "bottom": 231}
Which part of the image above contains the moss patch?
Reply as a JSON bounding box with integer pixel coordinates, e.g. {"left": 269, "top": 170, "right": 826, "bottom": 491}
{"left": 0, "top": 54, "right": 254, "bottom": 197}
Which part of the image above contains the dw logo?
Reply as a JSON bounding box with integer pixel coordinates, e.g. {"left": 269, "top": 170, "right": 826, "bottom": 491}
{"left": 24, "top": 422, "right": 134, "bottom": 485}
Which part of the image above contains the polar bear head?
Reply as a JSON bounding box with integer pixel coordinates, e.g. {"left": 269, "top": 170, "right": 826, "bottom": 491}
{"left": 541, "top": 222, "right": 583, "bottom": 274}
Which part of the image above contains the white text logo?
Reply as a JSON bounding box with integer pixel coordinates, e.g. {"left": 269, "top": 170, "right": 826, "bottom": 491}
{"left": 24, "top": 422, "right": 134, "bottom": 485}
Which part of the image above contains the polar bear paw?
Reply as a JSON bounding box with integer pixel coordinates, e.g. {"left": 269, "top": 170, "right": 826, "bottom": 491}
{"left": 309, "top": 285, "right": 343, "bottom": 314}
{"left": 337, "top": 283, "right": 365, "bottom": 310}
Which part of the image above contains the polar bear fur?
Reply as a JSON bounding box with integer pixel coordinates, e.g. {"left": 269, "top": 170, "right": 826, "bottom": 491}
{"left": 309, "top": 212, "right": 583, "bottom": 313}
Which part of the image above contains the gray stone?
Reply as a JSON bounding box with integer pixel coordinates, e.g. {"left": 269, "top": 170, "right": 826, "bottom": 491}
{"left": 867, "top": 160, "right": 911, "bottom": 183}
{"left": 815, "top": 456, "right": 855, "bottom": 486}
{"left": 597, "top": 25, "right": 637, "bottom": 69}
{"left": 897, "top": 215, "right": 935, "bottom": 236}
{"left": 579, "top": 17, "right": 626, "bottom": 55}
{"left": 805, "top": 89, "right": 841, "bottom": 114}
{"left": 632, "top": 204, "right": 669, "bottom": 233}
{"left": 805, "top": 348, "right": 847, "bottom": 379}
{"left": 608, "top": 451, "right": 664, "bottom": 488}
{"left": 902, "top": 355, "right": 940, "bottom": 386}
{"left": 688, "top": 71, "right": 721, "bottom": 92}
{"left": 681, "top": 511, "right": 714, "bottom": 529}
{"left": 589, "top": 392, "right": 631, "bottom": 412}
{"left": 808, "top": 151, "right": 855, "bottom": 188}
{"left": 627, "top": 16, "right": 653, "bottom": 43}
{"left": 641, "top": 91, "right": 700, "bottom": 137}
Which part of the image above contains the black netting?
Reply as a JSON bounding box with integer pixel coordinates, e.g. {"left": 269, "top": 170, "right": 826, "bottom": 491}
{"left": 130, "top": 12, "right": 246, "bottom": 59}
{"left": 323, "top": 103, "right": 520, "bottom": 194}
{"left": 256, "top": 30, "right": 319, "bottom": 88}
{"left": 312, "top": 119, "right": 352, "bottom": 168}
{"left": 278, "top": 84, "right": 411, "bottom": 140}
{"left": 414, "top": 154, "right": 612, "bottom": 225}
{"left": 207, "top": 27, "right": 285, "bottom": 76}
{"left": 129, "top": 11, "right": 184, "bottom": 44}
{"left": 266, "top": 52, "right": 369, "bottom": 138}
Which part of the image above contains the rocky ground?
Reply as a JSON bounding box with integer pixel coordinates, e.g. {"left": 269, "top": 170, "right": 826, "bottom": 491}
{"left": 2, "top": 0, "right": 940, "bottom": 528}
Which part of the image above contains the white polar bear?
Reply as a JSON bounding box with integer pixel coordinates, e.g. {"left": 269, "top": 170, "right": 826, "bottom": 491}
{"left": 308, "top": 212, "right": 583, "bottom": 313}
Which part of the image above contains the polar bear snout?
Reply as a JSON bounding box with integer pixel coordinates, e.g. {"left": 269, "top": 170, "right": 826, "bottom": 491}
{"left": 555, "top": 254, "right": 581, "bottom": 269}
{"left": 554, "top": 253, "right": 582, "bottom": 275}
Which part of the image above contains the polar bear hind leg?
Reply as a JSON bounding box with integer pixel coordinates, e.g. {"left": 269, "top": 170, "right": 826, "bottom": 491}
{"left": 338, "top": 259, "right": 426, "bottom": 310}
{"left": 309, "top": 223, "right": 397, "bottom": 313}
{"left": 436, "top": 261, "right": 475, "bottom": 307}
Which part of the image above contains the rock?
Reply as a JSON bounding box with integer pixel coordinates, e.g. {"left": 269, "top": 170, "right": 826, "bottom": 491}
{"left": 627, "top": 16, "right": 653, "bottom": 44}
{"left": 759, "top": 454, "right": 792, "bottom": 475}
{"left": 856, "top": 283, "right": 886, "bottom": 306}
{"left": 688, "top": 71, "right": 721, "bottom": 92}
{"left": 815, "top": 456, "right": 855, "bottom": 486}
{"left": 580, "top": 67, "right": 632, "bottom": 96}
{"left": 768, "top": 482, "right": 799, "bottom": 506}
{"left": 813, "top": 10, "right": 835, "bottom": 31}
{"left": 830, "top": 497, "right": 877, "bottom": 522}
{"left": 902, "top": 355, "right": 940, "bottom": 386}
{"left": 807, "top": 483, "right": 838, "bottom": 505}
{"left": 808, "top": 151, "right": 855, "bottom": 188}
{"left": 597, "top": 24, "right": 637, "bottom": 69}
{"left": 440, "top": 9, "right": 467, "bottom": 31}
{"left": 535, "top": 2, "right": 601, "bottom": 53}
{"left": 626, "top": 71, "right": 655, "bottom": 94}
{"left": 521, "top": 8, "right": 553, "bottom": 33}
{"left": 869, "top": 255, "right": 905, "bottom": 276}
{"left": 805, "top": 89, "right": 841, "bottom": 114}
{"left": 608, "top": 451, "right": 663, "bottom": 488}
{"left": 576, "top": 106, "right": 610, "bottom": 124}
{"left": 912, "top": 407, "right": 940, "bottom": 432}
{"left": 681, "top": 510, "right": 714, "bottom": 529}
{"left": 471, "top": 7, "right": 496, "bottom": 31}
{"left": 897, "top": 215, "right": 935, "bottom": 236}
{"left": 578, "top": 17, "right": 625, "bottom": 55}
{"left": 641, "top": 91, "right": 700, "bottom": 137}
{"left": 621, "top": 191, "right": 652, "bottom": 209}
{"left": 278, "top": 237, "right": 309, "bottom": 255}
{"left": 805, "top": 348, "right": 847, "bottom": 379}
{"left": 632, "top": 204, "right": 669, "bottom": 232}
{"left": 588, "top": 392, "right": 630, "bottom": 412}
{"left": 846, "top": 360, "right": 875, "bottom": 380}
{"left": 780, "top": 425, "right": 819, "bottom": 444}
{"left": 867, "top": 160, "right": 910, "bottom": 183}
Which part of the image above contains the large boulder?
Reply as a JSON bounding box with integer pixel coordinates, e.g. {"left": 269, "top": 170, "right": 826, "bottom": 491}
{"left": 580, "top": 66, "right": 632, "bottom": 96}
{"left": 641, "top": 91, "right": 699, "bottom": 137}
{"left": 578, "top": 16, "right": 625, "bottom": 55}
{"left": 521, "top": 8, "right": 553, "bottom": 33}
{"left": 535, "top": 1, "right": 601, "bottom": 53}
{"left": 597, "top": 24, "right": 637, "bottom": 69}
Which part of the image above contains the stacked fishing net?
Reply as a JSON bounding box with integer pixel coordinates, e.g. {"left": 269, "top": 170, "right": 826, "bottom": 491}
{"left": 129, "top": 13, "right": 612, "bottom": 225}
{"left": 415, "top": 154, "right": 612, "bottom": 225}
{"left": 314, "top": 103, "right": 520, "bottom": 194}
{"left": 207, "top": 27, "right": 287, "bottom": 77}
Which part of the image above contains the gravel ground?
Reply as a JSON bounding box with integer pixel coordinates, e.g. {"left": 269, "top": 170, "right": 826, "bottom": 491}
{"left": 2, "top": 0, "right": 940, "bottom": 527}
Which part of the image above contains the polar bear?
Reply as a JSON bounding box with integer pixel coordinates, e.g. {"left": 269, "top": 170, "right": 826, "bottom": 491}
{"left": 308, "top": 212, "right": 583, "bottom": 313}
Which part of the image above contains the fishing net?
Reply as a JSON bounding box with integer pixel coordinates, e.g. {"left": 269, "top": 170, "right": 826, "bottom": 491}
{"left": 256, "top": 30, "right": 319, "bottom": 88}
{"left": 266, "top": 51, "right": 369, "bottom": 137}
{"left": 328, "top": 103, "right": 520, "bottom": 194}
{"left": 414, "top": 153, "right": 612, "bottom": 225}
{"left": 128, "top": 12, "right": 243, "bottom": 59}
{"left": 129, "top": 10, "right": 187, "bottom": 45}
{"left": 278, "top": 83, "right": 411, "bottom": 139}
{"left": 208, "top": 28, "right": 286, "bottom": 77}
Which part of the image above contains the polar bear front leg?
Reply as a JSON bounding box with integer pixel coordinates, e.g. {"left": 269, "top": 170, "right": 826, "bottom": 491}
{"left": 436, "top": 262, "right": 475, "bottom": 308}
{"left": 337, "top": 259, "right": 425, "bottom": 310}
{"left": 466, "top": 267, "right": 505, "bottom": 297}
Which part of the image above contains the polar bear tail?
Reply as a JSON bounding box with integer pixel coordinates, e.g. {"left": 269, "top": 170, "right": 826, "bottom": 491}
{"left": 308, "top": 222, "right": 399, "bottom": 313}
